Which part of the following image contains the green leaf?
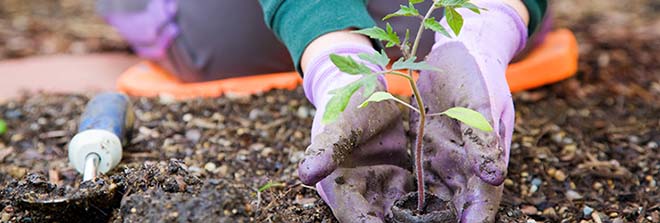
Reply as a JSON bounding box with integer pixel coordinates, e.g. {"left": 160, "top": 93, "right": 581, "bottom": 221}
{"left": 445, "top": 7, "right": 464, "bottom": 36}
{"left": 391, "top": 57, "right": 440, "bottom": 71}
{"left": 258, "top": 181, "right": 285, "bottom": 192}
{"left": 358, "top": 91, "right": 395, "bottom": 108}
{"left": 441, "top": 107, "right": 493, "bottom": 132}
{"left": 323, "top": 75, "right": 378, "bottom": 124}
{"left": 0, "top": 119, "right": 6, "bottom": 135}
{"left": 423, "top": 18, "right": 451, "bottom": 38}
{"left": 352, "top": 24, "right": 400, "bottom": 48}
{"left": 329, "top": 54, "right": 373, "bottom": 75}
{"left": 358, "top": 50, "right": 390, "bottom": 67}
{"left": 462, "top": 2, "right": 483, "bottom": 14}
{"left": 436, "top": 0, "right": 467, "bottom": 7}
{"left": 409, "top": 0, "right": 424, "bottom": 4}
{"left": 383, "top": 3, "right": 420, "bottom": 20}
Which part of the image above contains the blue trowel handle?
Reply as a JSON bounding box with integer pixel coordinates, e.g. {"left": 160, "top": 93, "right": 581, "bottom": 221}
{"left": 78, "top": 92, "right": 133, "bottom": 144}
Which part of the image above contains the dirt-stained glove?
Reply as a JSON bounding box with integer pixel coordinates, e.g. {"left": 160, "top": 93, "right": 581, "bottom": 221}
{"left": 96, "top": 0, "right": 178, "bottom": 59}
{"left": 410, "top": 1, "right": 527, "bottom": 222}
{"left": 300, "top": 44, "right": 413, "bottom": 222}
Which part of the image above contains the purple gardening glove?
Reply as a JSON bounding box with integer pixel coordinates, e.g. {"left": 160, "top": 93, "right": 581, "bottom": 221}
{"left": 411, "top": 1, "right": 527, "bottom": 222}
{"left": 96, "top": 0, "right": 178, "bottom": 59}
{"left": 301, "top": 44, "right": 413, "bottom": 222}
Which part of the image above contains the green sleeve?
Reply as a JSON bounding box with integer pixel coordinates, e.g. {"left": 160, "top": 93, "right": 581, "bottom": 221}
{"left": 522, "top": 0, "right": 547, "bottom": 36}
{"left": 259, "top": 0, "right": 376, "bottom": 73}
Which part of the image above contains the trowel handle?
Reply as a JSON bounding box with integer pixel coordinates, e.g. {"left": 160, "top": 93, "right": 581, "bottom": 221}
{"left": 69, "top": 93, "right": 134, "bottom": 175}
{"left": 78, "top": 92, "right": 133, "bottom": 142}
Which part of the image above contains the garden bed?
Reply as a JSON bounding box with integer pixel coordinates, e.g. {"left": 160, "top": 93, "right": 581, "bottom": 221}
{"left": 0, "top": 0, "right": 658, "bottom": 222}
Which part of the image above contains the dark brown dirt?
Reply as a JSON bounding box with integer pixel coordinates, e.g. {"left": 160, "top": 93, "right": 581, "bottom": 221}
{"left": 0, "top": 0, "right": 659, "bottom": 222}
{"left": 391, "top": 192, "right": 456, "bottom": 223}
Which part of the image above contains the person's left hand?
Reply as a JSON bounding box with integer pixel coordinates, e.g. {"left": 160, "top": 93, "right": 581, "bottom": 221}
{"left": 410, "top": 42, "right": 514, "bottom": 222}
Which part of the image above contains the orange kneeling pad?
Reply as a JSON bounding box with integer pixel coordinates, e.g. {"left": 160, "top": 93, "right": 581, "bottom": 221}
{"left": 117, "top": 29, "right": 578, "bottom": 99}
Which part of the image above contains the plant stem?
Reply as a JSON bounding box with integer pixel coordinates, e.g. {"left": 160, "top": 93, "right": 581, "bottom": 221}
{"left": 408, "top": 2, "right": 439, "bottom": 212}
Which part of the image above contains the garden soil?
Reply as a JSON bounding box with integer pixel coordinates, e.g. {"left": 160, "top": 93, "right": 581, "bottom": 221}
{"left": 0, "top": 0, "right": 658, "bottom": 222}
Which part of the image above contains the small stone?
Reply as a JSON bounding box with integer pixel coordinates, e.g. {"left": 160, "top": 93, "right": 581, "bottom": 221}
{"left": 169, "top": 212, "right": 179, "bottom": 218}
{"left": 543, "top": 208, "right": 557, "bottom": 218}
{"left": 566, "top": 190, "right": 583, "bottom": 200}
{"left": 646, "top": 141, "right": 658, "bottom": 149}
{"left": 554, "top": 170, "right": 567, "bottom": 181}
{"left": 296, "top": 106, "right": 310, "bottom": 119}
{"left": 526, "top": 220, "right": 536, "bottom": 223}
{"left": 531, "top": 178, "right": 542, "bottom": 186}
{"left": 217, "top": 165, "right": 229, "bottom": 176}
{"left": 158, "top": 93, "right": 176, "bottom": 104}
{"left": 560, "top": 144, "right": 577, "bottom": 161}
{"left": 582, "top": 205, "right": 594, "bottom": 217}
{"left": 261, "top": 147, "right": 275, "bottom": 157}
{"left": 593, "top": 182, "right": 603, "bottom": 190}
{"left": 530, "top": 185, "right": 538, "bottom": 194}
{"left": 592, "top": 211, "right": 603, "bottom": 223}
{"left": 182, "top": 113, "right": 193, "bottom": 122}
{"left": 547, "top": 168, "right": 557, "bottom": 176}
{"left": 185, "top": 129, "right": 202, "bottom": 142}
{"left": 627, "top": 135, "right": 640, "bottom": 144}
{"left": 131, "top": 208, "right": 137, "bottom": 213}
{"left": 504, "top": 178, "right": 514, "bottom": 187}
{"left": 521, "top": 205, "right": 538, "bottom": 215}
{"left": 204, "top": 162, "right": 217, "bottom": 172}
{"left": 609, "top": 212, "right": 618, "bottom": 218}
{"left": 1, "top": 213, "right": 10, "bottom": 222}
{"left": 249, "top": 109, "right": 262, "bottom": 120}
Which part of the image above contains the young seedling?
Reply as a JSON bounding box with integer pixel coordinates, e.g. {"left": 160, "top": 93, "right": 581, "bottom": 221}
{"left": 323, "top": 0, "right": 491, "bottom": 212}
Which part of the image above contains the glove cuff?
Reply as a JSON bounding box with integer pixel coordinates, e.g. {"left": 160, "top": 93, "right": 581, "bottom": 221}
{"left": 433, "top": 0, "right": 528, "bottom": 61}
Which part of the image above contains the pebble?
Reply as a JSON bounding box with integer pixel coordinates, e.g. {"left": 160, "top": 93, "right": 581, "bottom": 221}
{"left": 543, "top": 208, "right": 557, "bottom": 218}
{"left": 504, "top": 178, "right": 514, "bottom": 187}
{"left": 185, "top": 129, "right": 201, "bottom": 142}
{"left": 1, "top": 212, "right": 10, "bottom": 222}
{"left": 525, "top": 220, "right": 536, "bottom": 223}
{"left": 260, "top": 147, "right": 274, "bottom": 157}
{"left": 204, "top": 162, "right": 217, "bottom": 172}
{"left": 593, "top": 182, "right": 603, "bottom": 190}
{"left": 592, "top": 211, "right": 603, "bottom": 223}
{"left": 217, "top": 165, "right": 229, "bottom": 176}
{"left": 566, "top": 190, "right": 583, "bottom": 200}
{"left": 158, "top": 93, "right": 176, "bottom": 104}
{"left": 296, "top": 106, "right": 310, "bottom": 119}
{"left": 553, "top": 170, "right": 567, "bottom": 181}
{"left": 182, "top": 113, "right": 193, "bottom": 122}
{"left": 521, "top": 205, "right": 538, "bottom": 215}
{"left": 249, "top": 109, "right": 262, "bottom": 120}
{"left": 582, "top": 205, "right": 594, "bottom": 217}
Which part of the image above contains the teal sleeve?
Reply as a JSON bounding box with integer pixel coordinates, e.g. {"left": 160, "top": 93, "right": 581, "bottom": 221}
{"left": 522, "top": 0, "right": 547, "bottom": 36}
{"left": 259, "top": 0, "right": 377, "bottom": 73}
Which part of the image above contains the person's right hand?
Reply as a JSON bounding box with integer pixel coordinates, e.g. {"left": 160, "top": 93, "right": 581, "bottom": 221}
{"left": 96, "top": 0, "right": 178, "bottom": 59}
{"left": 300, "top": 79, "right": 414, "bottom": 222}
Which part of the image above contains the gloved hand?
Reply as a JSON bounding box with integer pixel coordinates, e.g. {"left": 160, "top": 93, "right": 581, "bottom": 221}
{"left": 96, "top": 0, "right": 178, "bottom": 59}
{"left": 411, "top": 1, "right": 527, "bottom": 222}
{"left": 300, "top": 44, "right": 413, "bottom": 222}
